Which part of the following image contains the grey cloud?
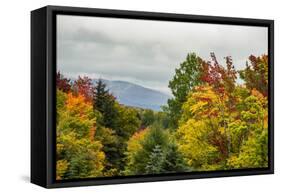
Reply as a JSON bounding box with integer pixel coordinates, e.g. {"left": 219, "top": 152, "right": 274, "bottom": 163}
{"left": 57, "top": 15, "right": 268, "bottom": 94}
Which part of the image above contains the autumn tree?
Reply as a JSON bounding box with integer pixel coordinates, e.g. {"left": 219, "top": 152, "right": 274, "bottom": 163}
{"left": 198, "top": 53, "right": 238, "bottom": 154}
{"left": 176, "top": 70, "right": 268, "bottom": 170}
{"left": 56, "top": 91, "right": 105, "bottom": 179}
{"left": 200, "top": 53, "right": 237, "bottom": 103}
{"left": 227, "top": 89, "right": 268, "bottom": 168}
{"left": 56, "top": 71, "right": 72, "bottom": 92}
{"left": 176, "top": 85, "right": 228, "bottom": 170}
{"left": 73, "top": 76, "right": 93, "bottom": 102}
{"left": 55, "top": 52, "right": 269, "bottom": 178}
{"left": 124, "top": 129, "right": 148, "bottom": 175}
{"left": 239, "top": 55, "right": 268, "bottom": 96}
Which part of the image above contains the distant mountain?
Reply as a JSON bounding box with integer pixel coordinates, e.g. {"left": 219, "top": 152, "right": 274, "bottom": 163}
{"left": 93, "top": 79, "right": 171, "bottom": 111}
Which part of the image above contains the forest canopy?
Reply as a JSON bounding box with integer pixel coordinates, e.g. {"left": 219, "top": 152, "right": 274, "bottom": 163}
{"left": 56, "top": 52, "right": 268, "bottom": 180}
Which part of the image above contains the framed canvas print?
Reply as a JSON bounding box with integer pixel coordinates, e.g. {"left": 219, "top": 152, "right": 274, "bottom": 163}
{"left": 31, "top": 5, "right": 274, "bottom": 188}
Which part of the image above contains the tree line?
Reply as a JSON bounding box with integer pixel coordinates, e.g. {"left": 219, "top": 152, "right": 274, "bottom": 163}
{"left": 56, "top": 52, "right": 268, "bottom": 180}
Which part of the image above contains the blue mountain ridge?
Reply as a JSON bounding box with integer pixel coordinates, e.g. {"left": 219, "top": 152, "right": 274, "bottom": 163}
{"left": 93, "top": 79, "right": 171, "bottom": 111}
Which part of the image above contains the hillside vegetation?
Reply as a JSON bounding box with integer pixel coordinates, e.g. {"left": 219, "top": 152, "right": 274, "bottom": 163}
{"left": 56, "top": 52, "right": 268, "bottom": 180}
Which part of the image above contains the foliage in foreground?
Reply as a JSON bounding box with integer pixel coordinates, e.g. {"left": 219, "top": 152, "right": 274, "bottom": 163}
{"left": 56, "top": 52, "right": 269, "bottom": 179}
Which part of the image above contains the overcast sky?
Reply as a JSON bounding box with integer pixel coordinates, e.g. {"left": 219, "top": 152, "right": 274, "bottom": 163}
{"left": 57, "top": 15, "right": 268, "bottom": 95}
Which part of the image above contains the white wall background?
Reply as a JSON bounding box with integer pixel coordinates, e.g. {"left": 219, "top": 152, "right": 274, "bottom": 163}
{"left": 0, "top": 0, "right": 279, "bottom": 193}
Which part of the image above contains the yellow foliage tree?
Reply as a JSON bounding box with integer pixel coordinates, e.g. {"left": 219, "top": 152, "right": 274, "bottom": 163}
{"left": 124, "top": 129, "right": 149, "bottom": 175}
{"left": 177, "top": 85, "right": 230, "bottom": 170}
{"left": 56, "top": 90, "right": 105, "bottom": 179}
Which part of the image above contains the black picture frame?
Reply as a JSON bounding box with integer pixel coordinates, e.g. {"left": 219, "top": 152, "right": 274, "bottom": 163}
{"left": 31, "top": 5, "right": 274, "bottom": 188}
